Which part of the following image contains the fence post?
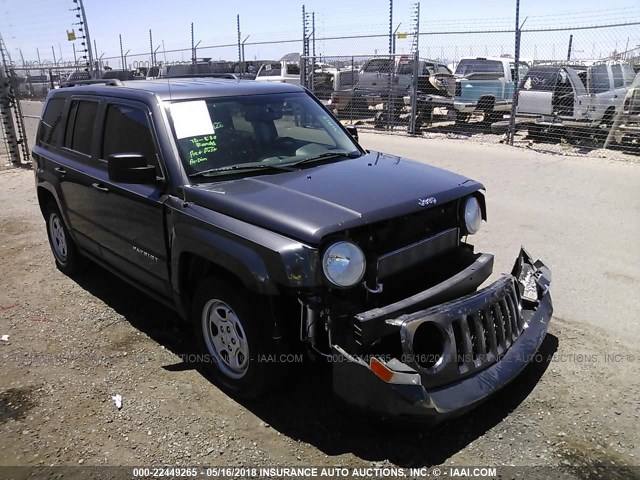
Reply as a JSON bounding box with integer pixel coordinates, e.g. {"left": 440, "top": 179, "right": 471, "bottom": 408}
{"left": 409, "top": 50, "right": 419, "bottom": 135}
{"left": 0, "top": 63, "right": 22, "bottom": 165}
{"left": 507, "top": 0, "right": 522, "bottom": 145}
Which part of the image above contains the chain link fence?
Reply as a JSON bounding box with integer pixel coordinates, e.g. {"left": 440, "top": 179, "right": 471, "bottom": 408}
{"left": 2, "top": 19, "right": 640, "bottom": 166}
{"left": 300, "top": 23, "right": 639, "bottom": 155}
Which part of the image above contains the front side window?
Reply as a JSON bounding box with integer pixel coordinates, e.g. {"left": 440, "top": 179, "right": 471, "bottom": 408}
{"left": 64, "top": 100, "right": 98, "bottom": 155}
{"left": 520, "top": 69, "right": 559, "bottom": 92}
{"left": 102, "top": 104, "right": 160, "bottom": 174}
{"left": 168, "top": 92, "right": 360, "bottom": 180}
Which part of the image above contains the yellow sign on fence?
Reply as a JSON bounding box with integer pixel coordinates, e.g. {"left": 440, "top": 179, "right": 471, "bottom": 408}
{"left": 66, "top": 29, "right": 76, "bottom": 41}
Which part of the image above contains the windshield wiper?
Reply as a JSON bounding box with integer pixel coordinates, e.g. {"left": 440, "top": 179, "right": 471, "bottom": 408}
{"left": 290, "top": 151, "right": 361, "bottom": 167}
{"left": 189, "top": 163, "right": 294, "bottom": 178}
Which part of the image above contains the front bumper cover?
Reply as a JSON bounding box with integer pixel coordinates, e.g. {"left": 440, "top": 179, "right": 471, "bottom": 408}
{"left": 332, "top": 247, "right": 552, "bottom": 423}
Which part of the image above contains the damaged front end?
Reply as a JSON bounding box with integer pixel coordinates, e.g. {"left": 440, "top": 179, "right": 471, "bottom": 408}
{"left": 331, "top": 248, "right": 552, "bottom": 423}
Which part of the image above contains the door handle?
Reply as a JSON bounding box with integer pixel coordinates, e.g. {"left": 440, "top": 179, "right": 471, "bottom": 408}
{"left": 54, "top": 167, "right": 67, "bottom": 175}
{"left": 91, "top": 183, "right": 110, "bottom": 193}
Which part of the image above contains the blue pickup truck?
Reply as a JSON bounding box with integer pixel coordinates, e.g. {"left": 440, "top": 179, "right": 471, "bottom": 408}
{"left": 405, "top": 57, "right": 529, "bottom": 125}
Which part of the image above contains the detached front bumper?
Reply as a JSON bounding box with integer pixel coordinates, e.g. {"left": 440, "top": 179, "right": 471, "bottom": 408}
{"left": 332, "top": 248, "right": 552, "bottom": 423}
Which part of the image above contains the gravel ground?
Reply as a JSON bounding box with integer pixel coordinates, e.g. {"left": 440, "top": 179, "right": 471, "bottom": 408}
{"left": 0, "top": 103, "right": 638, "bottom": 478}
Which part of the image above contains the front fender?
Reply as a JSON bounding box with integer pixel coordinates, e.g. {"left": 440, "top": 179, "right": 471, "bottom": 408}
{"left": 167, "top": 197, "right": 321, "bottom": 297}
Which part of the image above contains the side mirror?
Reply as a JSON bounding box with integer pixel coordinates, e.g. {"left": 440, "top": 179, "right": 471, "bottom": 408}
{"left": 345, "top": 125, "right": 359, "bottom": 141}
{"left": 108, "top": 153, "right": 156, "bottom": 184}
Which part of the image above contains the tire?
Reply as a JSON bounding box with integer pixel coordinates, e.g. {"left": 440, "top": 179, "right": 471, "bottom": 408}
{"left": 44, "top": 201, "right": 86, "bottom": 275}
{"left": 528, "top": 124, "right": 544, "bottom": 140}
{"left": 191, "top": 277, "right": 283, "bottom": 399}
{"left": 455, "top": 112, "right": 470, "bottom": 124}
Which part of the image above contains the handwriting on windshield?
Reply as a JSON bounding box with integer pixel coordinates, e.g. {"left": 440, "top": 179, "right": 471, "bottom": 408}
{"left": 188, "top": 135, "right": 217, "bottom": 165}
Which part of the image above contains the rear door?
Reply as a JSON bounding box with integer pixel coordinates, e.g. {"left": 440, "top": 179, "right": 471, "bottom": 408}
{"left": 588, "top": 64, "right": 615, "bottom": 121}
{"left": 58, "top": 97, "right": 104, "bottom": 258}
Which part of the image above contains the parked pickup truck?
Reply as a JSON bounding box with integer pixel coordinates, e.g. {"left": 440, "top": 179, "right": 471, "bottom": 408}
{"left": 255, "top": 61, "right": 301, "bottom": 85}
{"left": 516, "top": 61, "right": 636, "bottom": 139}
{"left": 33, "top": 78, "right": 552, "bottom": 423}
{"left": 406, "top": 57, "right": 529, "bottom": 123}
{"left": 331, "top": 58, "right": 451, "bottom": 117}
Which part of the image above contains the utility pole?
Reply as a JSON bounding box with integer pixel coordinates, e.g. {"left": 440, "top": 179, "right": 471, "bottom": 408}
{"left": 237, "top": 15, "right": 242, "bottom": 67}
{"left": 119, "top": 34, "right": 124, "bottom": 70}
{"left": 191, "top": 23, "right": 195, "bottom": 67}
{"left": 409, "top": 2, "right": 420, "bottom": 135}
{"left": 312, "top": 12, "right": 316, "bottom": 58}
{"left": 0, "top": 34, "right": 23, "bottom": 165}
{"left": 302, "top": 5, "right": 310, "bottom": 88}
{"left": 388, "top": 0, "right": 393, "bottom": 56}
{"left": 75, "top": 0, "right": 94, "bottom": 76}
{"left": 149, "top": 29, "right": 154, "bottom": 66}
{"left": 567, "top": 34, "right": 573, "bottom": 61}
{"left": 52, "top": 46, "right": 57, "bottom": 65}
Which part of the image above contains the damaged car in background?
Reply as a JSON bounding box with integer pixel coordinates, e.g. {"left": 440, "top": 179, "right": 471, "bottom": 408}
{"left": 33, "top": 78, "right": 553, "bottom": 424}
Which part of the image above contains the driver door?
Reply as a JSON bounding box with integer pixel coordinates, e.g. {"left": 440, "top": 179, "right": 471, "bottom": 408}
{"left": 91, "top": 100, "right": 171, "bottom": 296}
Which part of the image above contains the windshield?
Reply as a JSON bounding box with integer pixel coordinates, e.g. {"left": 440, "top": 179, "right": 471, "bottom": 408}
{"left": 167, "top": 92, "right": 361, "bottom": 180}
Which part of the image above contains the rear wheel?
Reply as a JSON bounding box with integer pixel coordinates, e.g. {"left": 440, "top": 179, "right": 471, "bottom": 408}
{"left": 44, "top": 202, "right": 86, "bottom": 274}
{"left": 192, "top": 277, "right": 284, "bottom": 399}
{"left": 595, "top": 108, "right": 616, "bottom": 143}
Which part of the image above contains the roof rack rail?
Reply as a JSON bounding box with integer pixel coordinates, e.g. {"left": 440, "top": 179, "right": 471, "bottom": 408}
{"left": 60, "top": 79, "right": 124, "bottom": 88}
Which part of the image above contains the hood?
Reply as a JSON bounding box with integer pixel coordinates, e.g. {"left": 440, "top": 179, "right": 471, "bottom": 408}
{"left": 185, "top": 152, "right": 483, "bottom": 245}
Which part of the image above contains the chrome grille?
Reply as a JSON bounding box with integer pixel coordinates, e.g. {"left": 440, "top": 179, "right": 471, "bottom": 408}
{"left": 453, "top": 278, "right": 523, "bottom": 373}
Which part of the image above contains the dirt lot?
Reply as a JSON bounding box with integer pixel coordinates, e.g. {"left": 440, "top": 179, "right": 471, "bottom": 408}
{"left": 0, "top": 105, "right": 639, "bottom": 478}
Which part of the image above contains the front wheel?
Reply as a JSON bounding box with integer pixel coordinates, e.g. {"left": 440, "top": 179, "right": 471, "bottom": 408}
{"left": 44, "top": 202, "right": 86, "bottom": 274}
{"left": 192, "top": 277, "right": 284, "bottom": 399}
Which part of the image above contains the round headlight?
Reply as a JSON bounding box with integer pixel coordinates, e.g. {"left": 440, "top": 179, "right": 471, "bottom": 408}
{"left": 464, "top": 196, "right": 482, "bottom": 234}
{"left": 322, "top": 241, "right": 366, "bottom": 287}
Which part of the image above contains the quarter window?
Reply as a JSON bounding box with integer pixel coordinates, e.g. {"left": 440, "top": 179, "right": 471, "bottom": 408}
{"left": 37, "top": 97, "right": 65, "bottom": 146}
{"left": 611, "top": 64, "right": 624, "bottom": 88}
{"left": 102, "top": 104, "right": 160, "bottom": 174}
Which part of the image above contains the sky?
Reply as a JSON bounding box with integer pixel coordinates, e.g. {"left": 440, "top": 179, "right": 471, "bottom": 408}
{"left": 1, "top": 0, "right": 639, "bottom": 69}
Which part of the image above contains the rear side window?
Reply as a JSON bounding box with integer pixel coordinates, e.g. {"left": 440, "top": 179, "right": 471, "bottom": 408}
{"left": 102, "top": 104, "right": 160, "bottom": 174}
{"left": 621, "top": 64, "right": 636, "bottom": 85}
{"left": 590, "top": 65, "right": 611, "bottom": 94}
{"left": 64, "top": 100, "right": 98, "bottom": 155}
{"left": 38, "top": 97, "right": 65, "bottom": 146}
